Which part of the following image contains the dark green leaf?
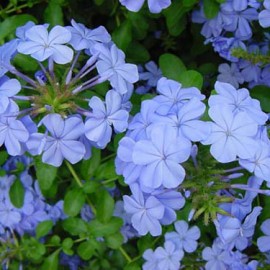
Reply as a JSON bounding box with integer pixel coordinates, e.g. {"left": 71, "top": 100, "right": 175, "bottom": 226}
{"left": 77, "top": 241, "right": 95, "bottom": 260}
{"left": 62, "top": 217, "right": 88, "bottom": 236}
{"left": 44, "top": 1, "right": 64, "bottom": 26}
{"left": 34, "top": 156, "right": 58, "bottom": 192}
{"left": 159, "top": 53, "right": 186, "bottom": 82}
{"left": 41, "top": 249, "right": 60, "bottom": 270}
{"left": 80, "top": 148, "right": 101, "bottom": 180}
{"left": 179, "top": 70, "right": 203, "bottom": 89}
{"left": 88, "top": 217, "right": 123, "bottom": 237}
{"left": 126, "top": 42, "right": 150, "bottom": 63}
{"left": 112, "top": 20, "right": 132, "bottom": 52}
{"left": 36, "top": 220, "right": 54, "bottom": 239}
{"left": 64, "top": 188, "right": 86, "bottom": 216}
{"left": 0, "top": 15, "right": 37, "bottom": 40}
{"left": 0, "top": 151, "right": 8, "bottom": 166}
{"left": 13, "top": 54, "right": 39, "bottom": 72}
{"left": 250, "top": 85, "right": 270, "bottom": 113}
{"left": 105, "top": 232, "right": 123, "bottom": 249}
{"left": 124, "top": 262, "right": 141, "bottom": 270}
{"left": 95, "top": 159, "right": 118, "bottom": 180}
{"left": 9, "top": 178, "right": 24, "bottom": 208}
{"left": 203, "top": 0, "right": 220, "bottom": 19}
{"left": 83, "top": 181, "right": 100, "bottom": 194}
{"left": 96, "top": 189, "right": 114, "bottom": 223}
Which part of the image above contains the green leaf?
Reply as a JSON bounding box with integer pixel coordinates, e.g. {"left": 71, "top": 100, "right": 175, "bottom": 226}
{"left": 0, "top": 15, "right": 37, "bottom": 40}
{"left": 203, "top": 0, "right": 220, "bottom": 19}
{"left": 34, "top": 156, "right": 58, "bottom": 192}
{"left": 9, "top": 178, "right": 24, "bottom": 208}
{"left": 250, "top": 85, "right": 270, "bottom": 112}
{"left": 183, "top": 0, "right": 198, "bottom": 7}
{"left": 77, "top": 240, "right": 95, "bottom": 260}
{"left": 126, "top": 42, "right": 150, "bottom": 63}
{"left": 62, "top": 238, "right": 73, "bottom": 249}
{"left": 13, "top": 54, "right": 39, "bottom": 72}
{"left": 44, "top": 1, "right": 64, "bottom": 26}
{"left": 164, "top": 1, "right": 191, "bottom": 36}
{"left": 105, "top": 232, "right": 123, "bottom": 249}
{"left": 127, "top": 12, "right": 149, "bottom": 40}
{"left": 41, "top": 249, "right": 60, "bottom": 270}
{"left": 36, "top": 220, "right": 54, "bottom": 239}
{"left": 124, "top": 262, "right": 141, "bottom": 270}
{"left": 112, "top": 20, "right": 132, "bottom": 52}
{"left": 64, "top": 188, "right": 86, "bottom": 217}
{"left": 159, "top": 53, "right": 186, "bottom": 82}
{"left": 94, "top": 0, "right": 104, "bottom": 5}
{"left": 95, "top": 159, "right": 118, "bottom": 180}
{"left": 83, "top": 181, "right": 100, "bottom": 194}
{"left": 96, "top": 189, "right": 114, "bottom": 223}
{"left": 179, "top": 70, "right": 203, "bottom": 89}
{"left": 62, "top": 217, "right": 88, "bottom": 236}
{"left": 80, "top": 148, "right": 101, "bottom": 179}
{"left": 88, "top": 217, "right": 123, "bottom": 237}
{"left": 0, "top": 151, "right": 8, "bottom": 166}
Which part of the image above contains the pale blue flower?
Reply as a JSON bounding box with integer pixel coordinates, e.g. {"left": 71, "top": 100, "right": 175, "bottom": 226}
{"left": 94, "top": 44, "right": 139, "bottom": 94}
{"left": 165, "top": 220, "right": 200, "bottom": 253}
{"left": 17, "top": 25, "right": 74, "bottom": 64}
{"left": 257, "top": 219, "right": 270, "bottom": 252}
{"left": 119, "top": 0, "right": 171, "bottom": 13}
{"left": 132, "top": 125, "right": 191, "bottom": 189}
{"left": 66, "top": 19, "right": 111, "bottom": 51}
{"left": 202, "top": 106, "right": 258, "bottom": 163}
{"left": 41, "top": 114, "right": 85, "bottom": 167}
{"left": 85, "top": 90, "right": 129, "bottom": 148}
{"left": 123, "top": 184, "right": 164, "bottom": 236}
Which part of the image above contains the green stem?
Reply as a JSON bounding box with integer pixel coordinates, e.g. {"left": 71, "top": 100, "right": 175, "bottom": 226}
{"left": 102, "top": 177, "right": 118, "bottom": 185}
{"left": 65, "top": 161, "right": 83, "bottom": 187}
{"left": 65, "top": 161, "right": 97, "bottom": 215}
{"left": 119, "top": 246, "right": 132, "bottom": 263}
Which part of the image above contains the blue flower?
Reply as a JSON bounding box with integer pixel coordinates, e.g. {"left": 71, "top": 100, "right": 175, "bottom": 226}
{"left": 119, "top": 0, "right": 171, "bottom": 13}
{"left": 259, "top": 0, "right": 270, "bottom": 28}
{"left": 209, "top": 81, "right": 268, "bottom": 125}
{"left": 41, "top": 114, "right": 85, "bottom": 167}
{"left": 202, "top": 106, "right": 258, "bottom": 163}
{"left": 85, "top": 90, "right": 129, "bottom": 148}
{"left": 0, "top": 76, "right": 21, "bottom": 113}
{"left": 155, "top": 77, "right": 205, "bottom": 115}
{"left": 165, "top": 220, "right": 200, "bottom": 253}
{"left": 202, "top": 238, "right": 233, "bottom": 270}
{"left": 123, "top": 184, "right": 164, "bottom": 236}
{"left": 94, "top": 44, "right": 139, "bottom": 94}
{"left": 0, "top": 103, "right": 29, "bottom": 156}
{"left": 66, "top": 19, "right": 111, "bottom": 51}
{"left": 217, "top": 63, "right": 244, "bottom": 88}
{"left": 139, "top": 61, "right": 162, "bottom": 87}
{"left": 17, "top": 25, "right": 74, "bottom": 64}
{"left": 132, "top": 125, "right": 191, "bottom": 189}
{"left": 257, "top": 219, "right": 270, "bottom": 252}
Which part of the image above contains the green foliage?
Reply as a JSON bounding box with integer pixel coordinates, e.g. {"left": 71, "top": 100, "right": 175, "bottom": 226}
{"left": 34, "top": 157, "right": 58, "bottom": 192}
{"left": 80, "top": 148, "right": 101, "bottom": 179}
{"left": 203, "top": 0, "right": 220, "bottom": 18}
{"left": 112, "top": 20, "right": 132, "bottom": 52}
{"left": 40, "top": 249, "right": 60, "bottom": 270}
{"left": 62, "top": 217, "right": 88, "bottom": 236}
{"left": 0, "top": 15, "right": 37, "bottom": 41}
{"left": 96, "top": 189, "right": 115, "bottom": 223}
{"left": 179, "top": 70, "right": 204, "bottom": 89}
{"left": 36, "top": 220, "right": 54, "bottom": 239}
{"left": 44, "top": 0, "right": 64, "bottom": 26}
{"left": 250, "top": 85, "right": 270, "bottom": 112}
{"left": 159, "top": 53, "right": 186, "bottom": 82}
{"left": 9, "top": 178, "right": 24, "bottom": 208}
{"left": 63, "top": 187, "right": 86, "bottom": 216}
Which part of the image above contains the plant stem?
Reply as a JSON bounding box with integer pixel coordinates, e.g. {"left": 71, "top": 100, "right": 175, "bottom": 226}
{"left": 119, "top": 246, "right": 132, "bottom": 263}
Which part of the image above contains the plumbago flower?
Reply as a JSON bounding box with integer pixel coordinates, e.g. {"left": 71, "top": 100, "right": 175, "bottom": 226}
{"left": 0, "top": 20, "right": 138, "bottom": 167}
{"left": 119, "top": 0, "right": 171, "bottom": 13}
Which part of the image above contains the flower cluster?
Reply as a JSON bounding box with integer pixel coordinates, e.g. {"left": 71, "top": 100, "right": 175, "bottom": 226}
{"left": 0, "top": 19, "right": 139, "bottom": 167}
{"left": 192, "top": 0, "right": 270, "bottom": 88}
